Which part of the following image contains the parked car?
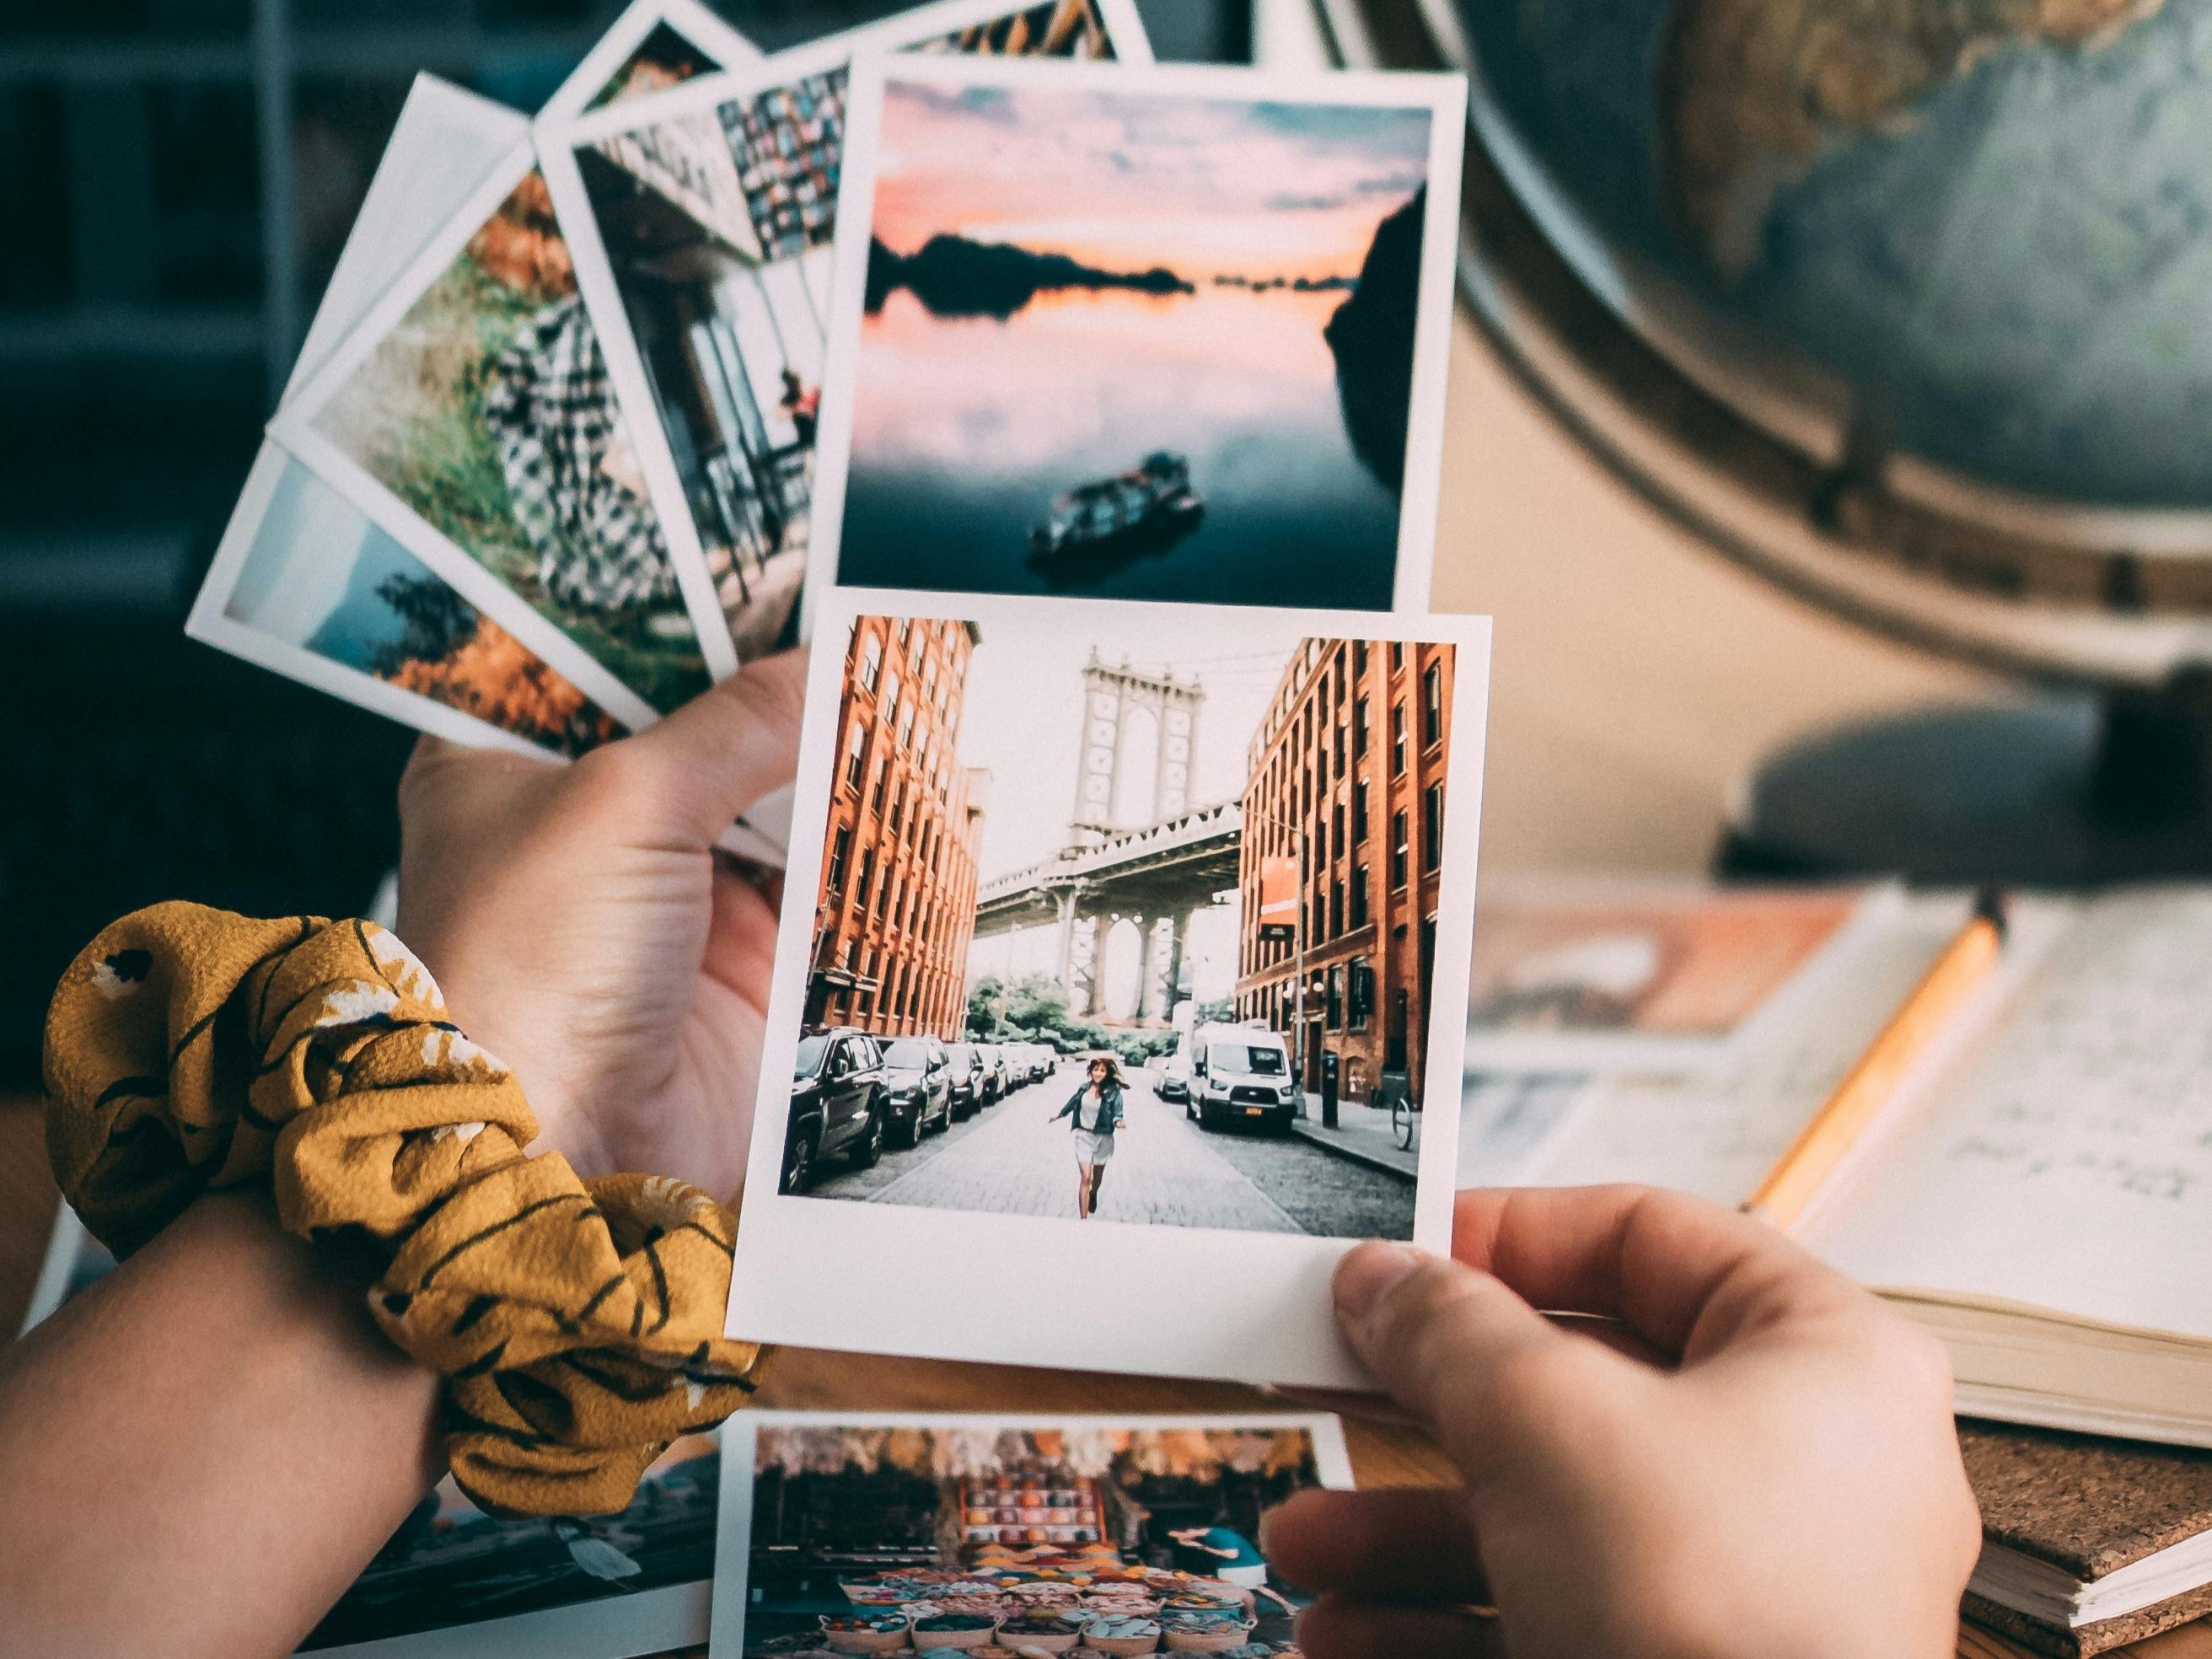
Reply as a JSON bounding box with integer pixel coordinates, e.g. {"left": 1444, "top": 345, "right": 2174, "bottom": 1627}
{"left": 785, "top": 1028, "right": 886, "bottom": 1190}
{"left": 1155, "top": 1052, "right": 1192, "bottom": 1103}
{"left": 1189, "top": 1023, "right": 1301, "bottom": 1132}
{"left": 1016, "top": 1043, "right": 1050, "bottom": 1084}
{"left": 875, "top": 1035, "right": 953, "bottom": 1146}
{"left": 975, "top": 1043, "right": 1008, "bottom": 1102}
{"left": 942, "top": 1042, "right": 988, "bottom": 1119}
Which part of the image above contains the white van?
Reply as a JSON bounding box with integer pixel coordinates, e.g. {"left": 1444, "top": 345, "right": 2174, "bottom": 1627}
{"left": 1188, "top": 1022, "right": 1302, "bottom": 1132}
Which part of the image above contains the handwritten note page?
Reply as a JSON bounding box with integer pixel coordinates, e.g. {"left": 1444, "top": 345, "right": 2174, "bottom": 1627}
{"left": 1457, "top": 896, "right": 1968, "bottom": 1205}
{"left": 1807, "top": 890, "right": 2212, "bottom": 1342}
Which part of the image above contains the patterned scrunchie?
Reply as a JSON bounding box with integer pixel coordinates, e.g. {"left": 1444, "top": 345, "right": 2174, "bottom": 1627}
{"left": 40, "top": 901, "right": 765, "bottom": 1517}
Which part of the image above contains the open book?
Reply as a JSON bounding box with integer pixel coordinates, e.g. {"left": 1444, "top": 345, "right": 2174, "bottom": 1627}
{"left": 1461, "top": 888, "right": 2212, "bottom": 1449}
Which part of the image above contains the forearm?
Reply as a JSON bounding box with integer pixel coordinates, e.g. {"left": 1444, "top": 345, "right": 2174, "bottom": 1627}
{"left": 0, "top": 1192, "right": 442, "bottom": 1658}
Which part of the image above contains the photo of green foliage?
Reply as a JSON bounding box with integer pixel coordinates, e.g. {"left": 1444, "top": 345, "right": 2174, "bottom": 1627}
{"left": 314, "top": 170, "right": 711, "bottom": 715}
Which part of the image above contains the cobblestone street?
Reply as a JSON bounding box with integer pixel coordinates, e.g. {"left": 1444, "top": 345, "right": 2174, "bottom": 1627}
{"left": 806, "top": 1064, "right": 1413, "bottom": 1238}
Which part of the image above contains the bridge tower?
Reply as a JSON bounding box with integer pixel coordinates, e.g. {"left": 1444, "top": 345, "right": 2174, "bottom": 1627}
{"left": 1071, "top": 651, "right": 1203, "bottom": 849}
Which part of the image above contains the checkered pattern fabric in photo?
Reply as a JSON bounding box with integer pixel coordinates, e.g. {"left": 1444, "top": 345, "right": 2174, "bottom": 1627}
{"left": 484, "top": 295, "right": 681, "bottom": 612}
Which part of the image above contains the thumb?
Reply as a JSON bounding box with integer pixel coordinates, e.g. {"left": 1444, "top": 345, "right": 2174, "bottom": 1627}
{"left": 1334, "top": 1241, "right": 1593, "bottom": 1488}
{"left": 607, "top": 649, "right": 808, "bottom": 846}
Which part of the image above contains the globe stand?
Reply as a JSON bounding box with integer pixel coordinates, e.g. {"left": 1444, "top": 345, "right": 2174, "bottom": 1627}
{"left": 1719, "top": 676, "right": 2212, "bottom": 886}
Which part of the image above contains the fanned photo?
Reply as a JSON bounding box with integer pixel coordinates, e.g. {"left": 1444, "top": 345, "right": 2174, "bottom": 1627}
{"left": 541, "top": 0, "right": 765, "bottom": 122}
{"left": 276, "top": 148, "right": 714, "bottom": 722}
{"left": 191, "top": 448, "right": 624, "bottom": 761}
{"left": 811, "top": 56, "right": 1466, "bottom": 613}
{"left": 539, "top": 0, "right": 1153, "bottom": 664}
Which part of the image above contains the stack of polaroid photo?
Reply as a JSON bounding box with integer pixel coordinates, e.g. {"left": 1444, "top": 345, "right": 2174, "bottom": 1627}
{"left": 174, "top": 0, "right": 1495, "bottom": 1652}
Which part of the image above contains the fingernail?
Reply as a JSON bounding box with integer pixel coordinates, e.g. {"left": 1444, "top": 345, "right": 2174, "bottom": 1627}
{"left": 1334, "top": 1241, "right": 1424, "bottom": 1326}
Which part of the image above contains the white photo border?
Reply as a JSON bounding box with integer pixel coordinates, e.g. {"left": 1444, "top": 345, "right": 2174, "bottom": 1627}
{"left": 535, "top": 0, "right": 1157, "bottom": 680}
{"left": 270, "top": 139, "right": 690, "bottom": 732}
{"left": 726, "top": 588, "right": 1490, "bottom": 1390}
{"left": 287, "top": 75, "right": 529, "bottom": 406}
{"left": 708, "top": 1410, "right": 1356, "bottom": 1659}
{"left": 537, "top": 0, "right": 765, "bottom": 126}
{"left": 187, "top": 443, "right": 568, "bottom": 763}
{"left": 803, "top": 54, "right": 1468, "bottom": 637}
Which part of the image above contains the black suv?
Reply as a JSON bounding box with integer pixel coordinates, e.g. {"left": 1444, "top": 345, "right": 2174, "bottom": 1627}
{"left": 784, "top": 1028, "right": 887, "bottom": 1192}
{"left": 876, "top": 1034, "right": 954, "bottom": 1146}
{"left": 942, "top": 1042, "right": 988, "bottom": 1120}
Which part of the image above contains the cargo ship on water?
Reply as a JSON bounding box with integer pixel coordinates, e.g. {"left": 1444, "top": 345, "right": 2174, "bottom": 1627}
{"left": 1027, "top": 452, "right": 1205, "bottom": 566}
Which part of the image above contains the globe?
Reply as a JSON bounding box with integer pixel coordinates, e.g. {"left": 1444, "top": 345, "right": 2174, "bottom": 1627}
{"left": 1468, "top": 0, "right": 2212, "bottom": 507}
{"left": 1326, "top": 0, "right": 2212, "bottom": 879}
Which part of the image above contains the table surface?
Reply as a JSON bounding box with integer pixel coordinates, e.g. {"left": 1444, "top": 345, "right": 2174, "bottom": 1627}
{"left": 3, "top": 1102, "right": 2204, "bottom": 1657}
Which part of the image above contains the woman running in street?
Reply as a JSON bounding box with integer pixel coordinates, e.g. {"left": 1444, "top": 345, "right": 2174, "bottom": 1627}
{"left": 1054, "top": 1055, "right": 1126, "bottom": 1219}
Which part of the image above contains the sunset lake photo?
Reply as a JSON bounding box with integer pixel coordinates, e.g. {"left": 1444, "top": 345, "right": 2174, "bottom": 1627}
{"left": 827, "top": 70, "right": 1452, "bottom": 609}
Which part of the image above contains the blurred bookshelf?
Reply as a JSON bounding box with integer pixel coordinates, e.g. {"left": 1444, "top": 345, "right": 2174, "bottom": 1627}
{"left": 0, "top": 0, "right": 1250, "bottom": 1088}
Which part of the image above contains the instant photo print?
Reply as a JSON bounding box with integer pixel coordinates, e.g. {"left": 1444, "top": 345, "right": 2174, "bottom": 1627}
{"left": 727, "top": 588, "right": 1490, "bottom": 1388}
{"left": 536, "top": 0, "right": 765, "bottom": 126}
{"left": 709, "top": 1412, "right": 1356, "bottom": 1659}
{"left": 535, "top": 0, "right": 1155, "bottom": 668}
{"left": 808, "top": 56, "right": 1468, "bottom": 620}
{"left": 1463, "top": 877, "right": 1905, "bottom": 1076}
{"left": 190, "top": 445, "right": 629, "bottom": 762}
{"left": 271, "top": 139, "right": 712, "bottom": 731}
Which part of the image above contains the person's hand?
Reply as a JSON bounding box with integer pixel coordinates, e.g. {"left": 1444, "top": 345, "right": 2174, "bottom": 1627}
{"left": 395, "top": 652, "right": 805, "bottom": 1200}
{"left": 1264, "top": 1186, "right": 1980, "bottom": 1659}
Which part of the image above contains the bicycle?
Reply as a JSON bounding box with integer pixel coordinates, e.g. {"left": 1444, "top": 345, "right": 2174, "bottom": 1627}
{"left": 1388, "top": 1082, "right": 1420, "bottom": 1152}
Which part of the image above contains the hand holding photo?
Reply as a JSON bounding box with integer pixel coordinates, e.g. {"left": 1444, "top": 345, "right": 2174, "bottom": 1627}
{"left": 810, "top": 56, "right": 1467, "bottom": 615}
{"left": 728, "top": 589, "right": 1490, "bottom": 1388}
{"left": 710, "top": 1412, "right": 1353, "bottom": 1659}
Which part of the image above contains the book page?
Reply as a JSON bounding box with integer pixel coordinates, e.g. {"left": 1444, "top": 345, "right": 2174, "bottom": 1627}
{"left": 1458, "top": 894, "right": 1969, "bottom": 1204}
{"left": 1806, "top": 890, "right": 2212, "bottom": 1343}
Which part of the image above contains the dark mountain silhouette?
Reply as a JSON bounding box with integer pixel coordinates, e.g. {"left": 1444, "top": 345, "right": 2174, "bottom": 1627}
{"left": 1323, "top": 188, "right": 1425, "bottom": 495}
{"left": 867, "top": 234, "right": 1195, "bottom": 320}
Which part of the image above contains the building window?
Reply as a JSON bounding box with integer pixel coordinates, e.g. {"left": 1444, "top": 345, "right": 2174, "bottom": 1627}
{"left": 1390, "top": 642, "right": 1404, "bottom": 673}
{"left": 1310, "top": 894, "right": 1324, "bottom": 943}
{"left": 1386, "top": 989, "right": 1409, "bottom": 1071}
{"left": 896, "top": 618, "right": 911, "bottom": 645}
{"left": 1423, "top": 783, "right": 1444, "bottom": 872}
{"left": 1334, "top": 721, "right": 1345, "bottom": 779}
{"left": 1391, "top": 809, "right": 1409, "bottom": 889}
{"left": 1353, "top": 639, "right": 1368, "bottom": 676}
{"left": 859, "top": 632, "right": 883, "bottom": 692}
{"left": 870, "top": 763, "right": 888, "bottom": 816}
{"left": 1329, "top": 880, "right": 1344, "bottom": 937}
{"left": 1353, "top": 780, "right": 1369, "bottom": 844}
{"left": 1331, "top": 802, "right": 1345, "bottom": 862}
{"left": 1422, "top": 662, "right": 1444, "bottom": 746}
{"left": 845, "top": 720, "right": 866, "bottom": 790}
{"left": 827, "top": 826, "right": 851, "bottom": 892}
{"left": 1349, "top": 958, "right": 1374, "bottom": 1029}
{"left": 1350, "top": 864, "right": 1370, "bottom": 930}
{"left": 878, "top": 871, "right": 895, "bottom": 920}
{"left": 856, "top": 850, "right": 875, "bottom": 908}
{"left": 897, "top": 703, "right": 915, "bottom": 750}
{"left": 1326, "top": 965, "right": 1344, "bottom": 1029}
{"left": 1354, "top": 695, "right": 1369, "bottom": 757}
{"left": 1391, "top": 703, "right": 1406, "bottom": 776}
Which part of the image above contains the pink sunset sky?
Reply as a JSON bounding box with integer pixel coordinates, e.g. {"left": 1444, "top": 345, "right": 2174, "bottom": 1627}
{"left": 868, "top": 80, "right": 1432, "bottom": 282}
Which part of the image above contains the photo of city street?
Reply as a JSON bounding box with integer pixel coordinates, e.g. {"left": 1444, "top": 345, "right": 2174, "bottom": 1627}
{"left": 779, "top": 604, "right": 1468, "bottom": 1242}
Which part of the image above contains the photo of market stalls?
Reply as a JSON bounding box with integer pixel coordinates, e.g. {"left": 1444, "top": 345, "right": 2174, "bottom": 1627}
{"left": 738, "top": 1420, "right": 1329, "bottom": 1656}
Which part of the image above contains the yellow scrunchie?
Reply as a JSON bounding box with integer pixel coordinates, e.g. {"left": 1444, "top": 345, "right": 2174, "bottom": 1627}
{"left": 41, "top": 901, "right": 765, "bottom": 1517}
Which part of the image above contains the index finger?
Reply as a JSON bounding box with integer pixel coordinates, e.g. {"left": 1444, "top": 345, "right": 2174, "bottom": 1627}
{"left": 1451, "top": 1186, "right": 1864, "bottom": 1363}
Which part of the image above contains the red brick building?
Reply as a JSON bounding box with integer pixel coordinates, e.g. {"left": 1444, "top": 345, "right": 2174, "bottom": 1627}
{"left": 1233, "top": 637, "right": 1454, "bottom": 1105}
{"left": 808, "top": 616, "right": 985, "bottom": 1039}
